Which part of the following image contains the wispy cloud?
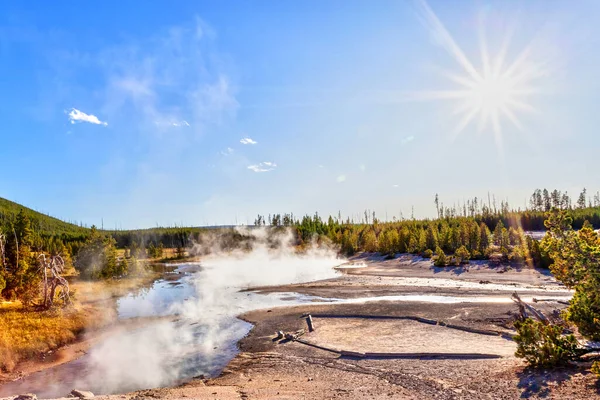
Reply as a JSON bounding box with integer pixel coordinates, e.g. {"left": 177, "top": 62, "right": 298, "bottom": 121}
{"left": 100, "top": 19, "right": 237, "bottom": 137}
{"left": 240, "top": 137, "right": 257, "bottom": 145}
{"left": 67, "top": 108, "right": 108, "bottom": 126}
{"left": 337, "top": 175, "right": 346, "bottom": 183}
{"left": 220, "top": 147, "right": 234, "bottom": 156}
{"left": 247, "top": 161, "right": 277, "bottom": 172}
{"left": 401, "top": 135, "right": 415, "bottom": 144}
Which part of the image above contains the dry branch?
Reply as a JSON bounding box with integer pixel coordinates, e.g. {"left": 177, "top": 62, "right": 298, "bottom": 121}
{"left": 511, "top": 292, "right": 548, "bottom": 323}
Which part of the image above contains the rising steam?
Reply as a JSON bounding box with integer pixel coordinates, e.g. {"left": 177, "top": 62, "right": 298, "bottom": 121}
{"left": 76, "top": 227, "right": 342, "bottom": 395}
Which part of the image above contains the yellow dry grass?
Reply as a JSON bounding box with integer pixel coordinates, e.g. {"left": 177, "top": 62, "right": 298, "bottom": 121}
{"left": 0, "top": 275, "right": 159, "bottom": 372}
{"left": 0, "top": 302, "right": 88, "bottom": 371}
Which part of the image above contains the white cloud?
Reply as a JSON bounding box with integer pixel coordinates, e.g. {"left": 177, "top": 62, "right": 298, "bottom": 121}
{"left": 392, "top": 184, "right": 399, "bottom": 188}
{"left": 67, "top": 108, "right": 108, "bottom": 126}
{"left": 172, "top": 120, "right": 190, "bottom": 127}
{"left": 401, "top": 135, "right": 415, "bottom": 144}
{"left": 220, "top": 147, "right": 234, "bottom": 156}
{"left": 359, "top": 164, "right": 366, "bottom": 171}
{"left": 247, "top": 161, "right": 277, "bottom": 173}
{"left": 240, "top": 137, "right": 257, "bottom": 145}
{"left": 337, "top": 175, "right": 346, "bottom": 183}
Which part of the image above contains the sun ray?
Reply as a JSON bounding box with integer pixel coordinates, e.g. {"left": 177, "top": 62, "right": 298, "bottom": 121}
{"left": 502, "top": 45, "right": 533, "bottom": 80}
{"left": 500, "top": 106, "right": 524, "bottom": 131}
{"left": 440, "top": 70, "right": 478, "bottom": 88}
{"left": 451, "top": 106, "right": 480, "bottom": 141}
{"left": 491, "top": 110, "right": 504, "bottom": 155}
{"left": 406, "top": 90, "right": 473, "bottom": 101}
{"left": 416, "top": 0, "right": 482, "bottom": 83}
{"left": 506, "top": 99, "right": 537, "bottom": 114}
{"left": 492, "top": 26, "right": 514, "bottom": 79}
{"left": 478, "top": 15, "right": 492, "bottom": 79}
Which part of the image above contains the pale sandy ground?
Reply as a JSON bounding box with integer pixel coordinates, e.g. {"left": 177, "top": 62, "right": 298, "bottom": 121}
{"left": 307, "top": 317, "right": 516, "bottom": 357}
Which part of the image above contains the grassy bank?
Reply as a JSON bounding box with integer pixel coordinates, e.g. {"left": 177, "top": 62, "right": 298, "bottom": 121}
{"left": 0, "top": 302, "right": 89, "bottom": 371}
{"left": 0, "top": 273, "right": 161, "bottom": 373}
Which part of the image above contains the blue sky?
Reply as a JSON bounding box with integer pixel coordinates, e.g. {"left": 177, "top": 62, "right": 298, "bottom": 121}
{"left": 1, "top": 0, "right": 599, "bottom": 228}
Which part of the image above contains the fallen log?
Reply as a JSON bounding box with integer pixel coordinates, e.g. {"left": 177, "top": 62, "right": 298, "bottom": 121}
{"left": 362, "top": 352, "right": 502, "bottom": 360}
{"left": 304, "top": 314, "right": 513, "bottom": 338}
{"left": 290, "top": 338, "right": 503, "bottom": 359}
{"left": 295, "top": 338, "right": 342, "bottom": 354}
{"left": 340, "top": 350, "right": 365, "bottom": 358}
{"left": 532, "top": 298, "right": 570, "bottom": 305}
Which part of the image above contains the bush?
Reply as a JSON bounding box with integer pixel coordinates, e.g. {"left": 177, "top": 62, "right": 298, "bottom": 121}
{"left": 470, "top": 250, "right": 483, "bottom": 260}
{"left": 592, "top": 361, "right": 600, "bottom": 378}
{"left": 433, "top": 247, "right": 447, "bottom": 267}
{"left": 514, "top": 318, "right": 581, "bottom": 368}
{"left": 422, "top": 249, "right": 433, "bottom": 259}
{"left": 455, "top": 245, "right": 470, "bottom": 264}
{"left": 564, "top": 286, "right": 600, "bottom": 341}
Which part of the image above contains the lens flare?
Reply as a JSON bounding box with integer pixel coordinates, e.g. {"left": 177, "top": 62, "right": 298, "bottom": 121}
{"left": 415, "top": 0, "right": 547, "bottom": 153}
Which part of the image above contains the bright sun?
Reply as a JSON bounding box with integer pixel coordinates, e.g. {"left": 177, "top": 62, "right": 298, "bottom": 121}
{"left": 416, "top": 0, "right": 545, "bottom": 153}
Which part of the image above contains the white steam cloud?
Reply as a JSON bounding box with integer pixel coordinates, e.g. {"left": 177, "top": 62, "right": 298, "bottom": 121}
{"left": 44, "top": 228, "right": 342, "bottom": 396}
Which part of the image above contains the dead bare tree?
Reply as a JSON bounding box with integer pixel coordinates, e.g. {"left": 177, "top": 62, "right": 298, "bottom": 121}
{"left": 38, "top": 254, "right": 71, "bottom": 309}
{"left": 0, "top": 233, "right": 5, "bottom": 269}
{"left": 13, "top": 226, "right": 18, "bottom": 273}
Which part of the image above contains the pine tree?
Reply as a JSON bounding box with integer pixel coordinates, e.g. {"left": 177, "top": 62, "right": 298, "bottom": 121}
{"left": 577, "top": 188, "right": 587, "bottom": 209}
{"left": 425, "top": 224, "right": 438, "bottom": 251}
{"left": 455, "top": 245, "right": 470, "bottom": 264}
{"left": 492, "top": 221, "right": 505, "bottom": 246}
{"left": 479, "top": 222, "right": 491, "bottom": 254}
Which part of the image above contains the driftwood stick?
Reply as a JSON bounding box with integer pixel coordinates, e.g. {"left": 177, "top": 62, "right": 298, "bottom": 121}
{"left": 306, "top": 314, "right": 315, "bottom": 332}
{"left": 512, "top": 292, "right": 548, "bottom": 323}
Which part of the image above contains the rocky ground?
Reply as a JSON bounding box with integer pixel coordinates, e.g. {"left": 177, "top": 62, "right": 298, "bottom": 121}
{"left": 2, "top": 254, "right": 599, "bottom": 399}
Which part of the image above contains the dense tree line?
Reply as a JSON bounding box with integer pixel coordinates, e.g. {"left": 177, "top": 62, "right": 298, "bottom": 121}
{"left": 257, "top": 189, "right": 600, "bottom": 266}
{"left": 0, "top": 211, "right": 153, "bottom": 304}
{"left": 2, "top": 188, "right": 599, "bottom": 304}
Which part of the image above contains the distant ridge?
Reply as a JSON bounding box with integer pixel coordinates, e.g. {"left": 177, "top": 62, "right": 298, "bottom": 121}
{"left": 0, "top": 197, "right": 88, "bottom": 236}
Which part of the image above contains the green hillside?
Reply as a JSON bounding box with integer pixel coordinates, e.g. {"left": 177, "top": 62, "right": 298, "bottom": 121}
{"left": 0, "top": 197, "right": 89, "bottom": 237}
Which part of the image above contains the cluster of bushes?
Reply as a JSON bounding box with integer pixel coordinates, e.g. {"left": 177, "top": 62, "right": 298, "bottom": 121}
{"left": 514, "top": 209, "right": 600, "bottom": 378}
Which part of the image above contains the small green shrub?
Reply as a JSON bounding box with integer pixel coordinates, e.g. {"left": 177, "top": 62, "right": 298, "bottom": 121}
{"left": 514, "top": 318, "right": 581, "bottom": 368}
{"left": 422, "top": 249, "right": 433, "bottom": 259}
{"left": 470, "top": 250, "right": 483, "bottom": 260}
{"left": 591, "top": 361, "right": 600, "bottom": 378}
{"left": 433, "top": 247, "right": 447, "bottom": 267}
{"left": 564, "top": 286, "right": 600, "bottom": 341}
{"left": 455, "top": 245, "right": 471, "bottom": 264}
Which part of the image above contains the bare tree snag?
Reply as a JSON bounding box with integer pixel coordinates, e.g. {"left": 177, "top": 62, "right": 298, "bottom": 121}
{"left": 38, "top": 254, "right": 71, "bottom": 309}
{"left": 0, "top": 233, "right": 5, "bottom": 270}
